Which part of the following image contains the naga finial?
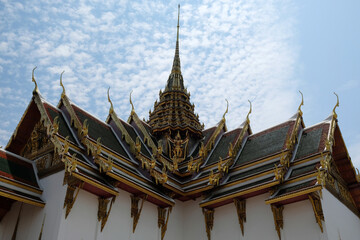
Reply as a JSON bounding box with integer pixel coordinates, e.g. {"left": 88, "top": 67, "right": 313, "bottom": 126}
{"left": 222, "top": 99, "right": 229, "bottom": 120}
{"left": 60, "top": 70, "right": 66, "bottom": 98}
{"left": 32, "top": 66, "right": 39, "bottom": 93}
{"left": 332, "top": 92, "right": 339, "bottom": 118}
{"left": 107, "top": 87, "right": 114, "bottom": 114}
{"left": 298, "top": 90, "right": 304, "bottom": 115}
{"left": 130, "top": 90, "right": 135, "bottom": 114}
{"left": 246, "top": 100, "right": 252, "bottom": 123}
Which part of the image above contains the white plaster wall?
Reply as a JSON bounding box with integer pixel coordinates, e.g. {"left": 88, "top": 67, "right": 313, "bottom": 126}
{"left": 57, "top": 188, "right": 99, "bottom": 240}
{"left": 182, "top": 193, "right": 326, "bottom": 240}
{"left": 0, "top": 170, "right": 66, "bottom": 240}
{"left": 282, "top": 198, "right": 327, "bottom": 240}
{"left": 97, "top": 191, "right": 184, "bottom": 240}
{"left": 322, "top": 189, "right": 360, "bottom": 240}
{"left": 182, "top": 199, "right": 208, "bottom": 240}
{"left": 3, "top": 173, "right": 359, "bottom": 240}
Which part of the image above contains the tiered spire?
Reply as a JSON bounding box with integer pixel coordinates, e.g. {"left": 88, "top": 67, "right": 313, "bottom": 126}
{"left": 148, "top": 5, "right": 203, "bottom": 138}
{"left": 166, "top": 4, "right": 183, "bottom": 91}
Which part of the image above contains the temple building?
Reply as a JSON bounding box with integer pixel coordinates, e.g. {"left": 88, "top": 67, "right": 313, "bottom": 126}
{"left": 1, "top": 6, "right": 360, "bottom": 240}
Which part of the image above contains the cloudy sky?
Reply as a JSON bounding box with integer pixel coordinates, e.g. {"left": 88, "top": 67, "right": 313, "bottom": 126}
{"left": 0, "top": 0, "right": 359, "bottom": 169}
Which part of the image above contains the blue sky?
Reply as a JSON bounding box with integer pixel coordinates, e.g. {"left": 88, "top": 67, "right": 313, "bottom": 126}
{"left": 0, "top": 0, "right": 359, "bottom": 169}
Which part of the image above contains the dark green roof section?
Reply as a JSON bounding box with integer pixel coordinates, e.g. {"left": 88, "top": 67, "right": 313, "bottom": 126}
{"left": 228, "top": 162, "right": 275, "bottom": 183}
{"left": 117, "top": 119, "right": 151, "bottom": 158}
{"left": 203, "top": 127, "right": 216, "bottom": 146}
{"left": 289, "top": 162, "right": 319, "bottom": 178}
{"left": 206, "top": 129, "right": 240, "bottom": 166}
{"left": 234, "top": 125, "right": 290, "bottom": 167}
{"left": 277, "top": 179, "right": 316, "bottom": 196}
{"left": 45, "top": 104, "right": 76, "bottom": 143}
{"left": 295, "top": 127, "right": 323, "bottom": 160}
{"left": 0, "top": 150, "right": 39, "bottom": 188}
{"left": 121, "top": 119, "right": 138, "bottom": 141}
{"left": 73, "top": 106, "right": 128, "bottom": 158}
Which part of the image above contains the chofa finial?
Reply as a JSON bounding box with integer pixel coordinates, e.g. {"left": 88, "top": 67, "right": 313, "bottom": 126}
{"left": 60, "top": 70, "right": 66, "bottom": 98}
{"left": 332, "top": 92, "right": 339, "bottom": 118}
{"left": 246, "top": 100, "right": 252, "bottom": 122}
{"left": 298, "top": 90, "right": 304, "bottom": 115}
{"left": 130, "top": 90, "right": 135, "bottom": 114}
{"left": 222, "top": 99, "right": 229, "bottom": 120}
{"left": 32, "top": 66, "right": 39, "bottom": 93}
{"left": 107, "top": 87, "right": 114, "bottom": 114}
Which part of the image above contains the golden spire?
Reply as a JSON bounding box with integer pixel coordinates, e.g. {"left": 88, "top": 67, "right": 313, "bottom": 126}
{"left": 107, "top": 87, "right": 114, "bottom": 114}
{"left": 165, "top": 4, "right": 184, "bottom": 91}
{"left": 222, "top": 99, "right": 229, "bottom": 120}
{"left": 32, "top": 66, "right": 39, "bottom": 93}
{"left": 171, "top": 4, "right": 181, "bottom": 75}
{"left": 130, "top": 90, "right": 135, "bottom": 115}
{"left": 60, "top": 70, "right": 66, "bottom": 98}
{"left": 332, "top": 92, "right": 339, "bottom": 118}
{"left": 298, "top": 90, "right": 304, "bottom": 116}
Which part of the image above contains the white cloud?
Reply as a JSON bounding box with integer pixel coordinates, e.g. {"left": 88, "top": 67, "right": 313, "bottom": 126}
{"left": 0, "top": 0, "right": 299, "bottom": 149}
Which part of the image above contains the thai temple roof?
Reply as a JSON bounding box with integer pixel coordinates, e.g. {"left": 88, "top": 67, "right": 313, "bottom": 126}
{"left": 1, "top": 5, "right": 360, "bottom": 238}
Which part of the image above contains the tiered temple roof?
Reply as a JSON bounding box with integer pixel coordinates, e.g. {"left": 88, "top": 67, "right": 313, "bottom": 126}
{"left": 1, "top": 6, "right": 360, "bottom": 240}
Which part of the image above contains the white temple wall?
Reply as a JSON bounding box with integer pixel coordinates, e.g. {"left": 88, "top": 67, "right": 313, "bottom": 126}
{"left": 282, "top": 198, "right": 327, "bottom": 240}
{"left": 322, "top": 189, "right": 360, "bottom": 240}
{"left": 0, "top": 170, "right": 66, "bottom": 240}
{"left": 181, "top": 193, "right": 327, "bottom": 240}
{"left": 2, "top": 172, "right": 360, "bottom": 240}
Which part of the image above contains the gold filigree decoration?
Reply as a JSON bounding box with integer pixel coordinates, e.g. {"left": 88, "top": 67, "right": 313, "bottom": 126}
{"left": 32, "top": 66, "right": 39, "bottom": 93}
{"left": 188, "top": 156, "right": 202, "bottom": 173}
{"left": 63, "top": 182, "right": 83, "bottom": 219}
{"left": 60, "top": 70, "right": 66, "bottom": 98}
{"left": 131, "top": 195, "right": 147, "bottom": 233}
{"left": 309, "top": 194, "right": 324, "bottom": 232}
{"left": 152, "top": 165, "right": 168, "bottom": 185}
{"left": 271, "top": 205, "right": 284, "bottom": 240}
{"left": 98, "top": 196, "right": 116, "bottom": 232}
{"left": 22, "top": 120, "right": 52, "bottom": 158}
{"left": 209, "top": 155, "right": 234, "bottom": 186}
{"left": 168, "top": 131, "right": 189, "bottom": 170}
{"left": 203, "top": 208, "right": 215, "bottom": 240}
{"left": 107, "top": 87, "right": 114, "bottom": 115}
{"left": 320, "top": 152, "right": 331, "bottom": 171}
{"left": 234, "top": 199, "right": 246, "bottom": 236}
{"left": 80, "top": 119, "right": 89, "bottom": 139}
{"left": 62, "top": 153, "right": 77, "bottom": 175}
{"left": 158, "top": 206, "right": 172, "bottom": 240}
{"left": 95, "top": 155, "right": 113, "bottom": 173}
{"left": 274, "top": 164, "right": 286, "bottom": 183}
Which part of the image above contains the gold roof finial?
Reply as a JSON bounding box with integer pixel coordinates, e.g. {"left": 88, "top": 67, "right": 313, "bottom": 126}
{"left": 332, "top": 92, "right": 339, "bottom": 118}
{"left": 32, "top": 66, "right": 39, "bottom": 93}
{"left": 107, "top": 87, "right": 114, "bottom": 114}
{"left": 222, "top": 99, "right": 229, "bottom": 120}
{"left": 298, "top": 90, "right": 304, "bottom": 116}
{"left": 60, "top": 70, "right": 66, "bottom": 98}
{"left": 130, "top": 90, "right": 135, "bottom": 114}
{"left": 246, "top": 100, "right": 252, "bottom": 123}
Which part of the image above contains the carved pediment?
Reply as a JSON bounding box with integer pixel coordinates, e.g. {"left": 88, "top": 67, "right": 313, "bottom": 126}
{"left": 22, "top": 120, "right": 53, "bottom": 159}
